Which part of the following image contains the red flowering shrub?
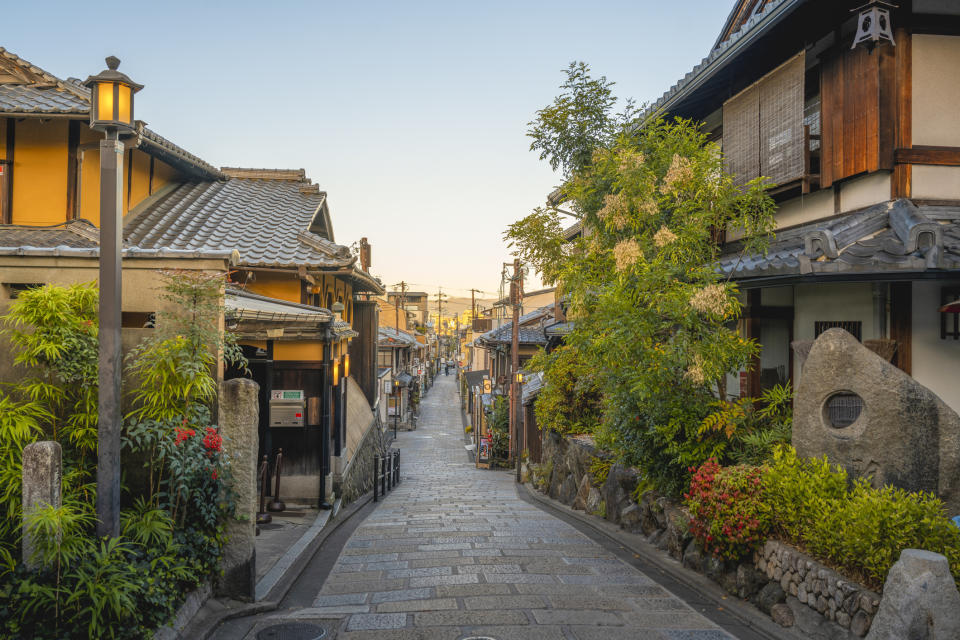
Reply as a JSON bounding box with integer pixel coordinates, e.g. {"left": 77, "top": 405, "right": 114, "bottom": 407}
{"left": 202, "top": 427, "right": 222, "bottom": 453}
{"left": 684, "top": 459, "right": 770, "bottom": 561}
{"left": 174, "top": 426, "right": 196, "bottom": 445}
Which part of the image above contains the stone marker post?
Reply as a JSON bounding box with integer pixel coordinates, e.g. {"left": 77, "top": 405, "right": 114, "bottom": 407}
{"left": 215, "top": 378, "right": 259, "bottom": 601}
{"left": 22, "top": 441, "right": 62, "bottom": 569}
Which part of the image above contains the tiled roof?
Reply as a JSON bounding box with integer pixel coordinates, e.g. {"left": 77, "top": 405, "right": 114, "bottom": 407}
{"left": 0, "top": 219, "right": 99, "bottom": 250}
{"left": 719, "top": 200, "right": 960, "bottom": 282}
{"left": 463, "top": 369, "right": 489, "bottom": 390}
{"left": 225, "top": 287, "right": 332, "bottom": 323}
{"left": 522, "top": 371, "right": 544, "bottom": 405}
{"left": 379, "top": 326, "right": 422, "bottom": 348}
{"left": 544, "top": 321, "right": 574, "bottom": 338}
{"left": 475, "top": 304, "right": 554, "bottom": 346}
{"left": 124, "top": 178, "right": 354, "bottom": 270}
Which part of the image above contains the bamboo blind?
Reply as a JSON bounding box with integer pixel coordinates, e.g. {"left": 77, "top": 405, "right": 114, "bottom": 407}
{"left": 724, "top": 52, "right": 805, "bottom": 187}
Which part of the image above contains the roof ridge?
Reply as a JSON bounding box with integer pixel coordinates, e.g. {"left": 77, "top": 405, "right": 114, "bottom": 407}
{"left": 0, "top": 47, "right": 88, "bottom": 99}
{"left": 220, "top": 167, "right": 307, "bottom": 181}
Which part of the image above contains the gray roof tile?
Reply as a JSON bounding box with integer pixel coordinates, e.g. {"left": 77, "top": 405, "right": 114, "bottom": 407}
{"left": 124, "top": 178, "right": 354, "bottom": 270}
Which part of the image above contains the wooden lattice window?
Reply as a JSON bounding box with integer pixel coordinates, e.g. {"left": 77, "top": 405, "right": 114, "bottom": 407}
{"left": 815, "top": 320, "right": 862, "bottom": 341}
{"left": 942, "top": 287, "right": 960, "bottom": 340}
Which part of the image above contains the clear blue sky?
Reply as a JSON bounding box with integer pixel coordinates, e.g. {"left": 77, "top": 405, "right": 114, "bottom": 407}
{"left": 5, "top": 1, "right": 734, "bottom": 297}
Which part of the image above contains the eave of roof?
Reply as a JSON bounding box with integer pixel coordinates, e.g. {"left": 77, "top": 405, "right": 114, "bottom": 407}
{"left": 643, "top": 0, "right": 804, "bottom": 122}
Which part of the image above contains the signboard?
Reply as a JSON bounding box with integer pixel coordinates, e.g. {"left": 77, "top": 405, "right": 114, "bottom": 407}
{"left": 477, "top": 436, "right": 491, "bottom": 469}
{"left": 271, "top": 390, "right": 304, "bottom": 400}
{"left": 483, "top": 378, "right": 492, "bottom": 394}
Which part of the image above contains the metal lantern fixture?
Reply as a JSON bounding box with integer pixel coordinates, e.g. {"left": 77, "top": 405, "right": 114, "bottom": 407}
{"left": 515, "top": 372, "right": 524, "bottom": 384}
{"left": 343, "top": 353, "right": 350, "bottom": 379}
{"left": 851, "top": 1, "right": 897, "bottom": 51}
{"left": 84, "top": 56, "right": 143, "bottom": 132}
{"left": 332, "top": 358, "right": 340, "bottom": 387}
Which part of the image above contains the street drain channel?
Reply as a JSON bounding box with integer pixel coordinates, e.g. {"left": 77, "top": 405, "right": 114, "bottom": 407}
{"left": 256, "top": 622, "right": 327, "bottom": 640}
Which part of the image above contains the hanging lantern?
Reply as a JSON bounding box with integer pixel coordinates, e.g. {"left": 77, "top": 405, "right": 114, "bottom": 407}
{"left": 851, "top": 2, "right": 897, "bottom": 51}
{"left": 83, "top": 56, "right": 143, "bottom": 132}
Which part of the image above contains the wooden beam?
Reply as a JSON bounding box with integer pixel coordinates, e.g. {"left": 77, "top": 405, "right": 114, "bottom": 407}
{"left": 892, "top": 29, "right": 912, "bottom": 199}
{"left": 66, "top": 120, "right": 80, "bottom": 220}
{"left": 895, "top": 146, "right": 960, "bottom": 166}
{"left": 3, "top": 119, "right": 13, "bottom": 224}
{"left": 148, "top": 155, "right": 155, "bottom": 195}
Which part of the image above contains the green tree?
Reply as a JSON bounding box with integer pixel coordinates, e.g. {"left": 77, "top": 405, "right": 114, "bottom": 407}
{"left": 508, "top": 65, "right": 776, "bottom": 495}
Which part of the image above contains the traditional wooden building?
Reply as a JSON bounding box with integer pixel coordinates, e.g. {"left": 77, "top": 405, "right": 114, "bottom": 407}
{"left": 648, "top": 0, "right": 960, "bottom": 413}
{"left": 0, "top": 47, "right": 384, "bottom": 505}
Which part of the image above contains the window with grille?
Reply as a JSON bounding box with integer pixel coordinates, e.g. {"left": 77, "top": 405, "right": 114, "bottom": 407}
{"left": 815, "top": 320, "right": 862, "bottom": 341}
{"left": 723, "top": 53, "right": 805, "bottom": 187}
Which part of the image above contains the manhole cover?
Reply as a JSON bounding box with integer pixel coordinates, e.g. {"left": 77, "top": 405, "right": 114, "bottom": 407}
{"left": 256, "top": 622, "right": 327, "bottom": 640}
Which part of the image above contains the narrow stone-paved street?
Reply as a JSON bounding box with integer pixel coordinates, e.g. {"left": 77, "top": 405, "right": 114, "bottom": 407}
{"left": 300, "top": 374, "right": 734, "bottom": 639}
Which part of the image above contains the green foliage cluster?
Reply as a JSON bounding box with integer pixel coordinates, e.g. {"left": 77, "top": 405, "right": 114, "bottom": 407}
{"left": 529, "top": 345, "right": 601, "bottom": 436}
{"left": 509, "top": 63, "right": 777, "bottom": 496}
{"left": 703, "top": 383, "right": 794, "bottom": 466}
{"left": 0, "top": 272, "right": 243, "bottom": 639}
{"left": 763, "top": 446, "right": 960, "bottom": 589}
{"left": 588, "top": 457, "right": 613, "bottom": 488}
{"left": 487, "top": 396, "right": 510, "bottom": 461}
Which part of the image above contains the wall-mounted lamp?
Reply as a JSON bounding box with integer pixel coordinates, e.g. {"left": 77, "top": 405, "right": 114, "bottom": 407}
{"left": 343, "top": 353, "right": 350, "bottom": 379}
{"left": 851, "top": 1, "right": 897, "bottom": 52}
{"left": 332, "top": 358, "right": 340, "bottom": 387}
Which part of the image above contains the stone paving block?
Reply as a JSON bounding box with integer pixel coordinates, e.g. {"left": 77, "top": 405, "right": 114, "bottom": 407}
{"left": 416, "top": 542, "right": 472, "bottom": 551}
{"left": 620, "top": 611, "right": 720, "bottom": 629}
{"left": 413, "top": 609, "right": 529, "bottom": 626}
{"left": 459, "top": 549, "right": 503, "bottom": 557}
{"left": 628, "top": 597, "right": 693, "bottom": 611}
{"left": 345, "top": 613, "right": 409, "bottom": 631}
{"left": 514, "top": 583, "right": 594, "bottom": 596}
{"left": 386, "top": 567, "right": 452, "bottom": 578}
{"left": 558, "top": 574, "right": 656, "bottom": 585}
{"left": 399, "top": 550, "right": 464, "bottom": 560}
{"left": 407, "top": 557, "right": 476, "bottom": 569}
{"left": 463, "top": 595, "right": 548, "bottom": 610}
{"left": 370, "top": 588, "right": 434, "bottom": 604}
{"left": 312, "top": 593, "right": 369, "bottom": 607}
{"left": 456, "top": 564, "right": 522, "bottom": 574}
{"left": 571, "top": 628, "right": 672, "bottom": 640}
{"left": 360, "top": 561, "right": 410, "bottom": 571}
{"left": 375, "top": 598, "right": 459, "bottom": 613}
{"left": 547, "top": 596, "right": 636, "bottom": 611}
{"left": 532, "top": 608, "right": 628, "bottom": 626}
{"left": 335, "top": 570, "right": 384, "bottom": 582}
{"left": 409, "top": 573, "right": 479, "bottom": 587}
{"left": 321, "top": 579, "right": 405, "bottom": 594}
{"left": 434, "top": 583, "right": 513, "bottom": 597}
{"left": 484, "top": 573, "right": 557, "bottom": 584}
{"left": 660, "top": 631, "right": 734, "bottom": 640}
{"left": 459, "top": 626, "right": 569, "bottom": 640}
{"left": 295, "top": 604, "right": 370, "bottom": 615}
{"left": 339, "top": 553, "right": 399, "bottom": 563}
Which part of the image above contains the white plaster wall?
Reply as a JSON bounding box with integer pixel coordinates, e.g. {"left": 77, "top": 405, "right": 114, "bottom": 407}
{"left": 840, "top": 172, "right": 891, "bottom": 212}
{"left": 911, "top": 280, "right": 960, "bottom": 415}
{"left": 762, "top": 286, "right": 794, "bottom": 307}
{"left": 793, "top": 283, "right": 876, "bottom": 380}
{"left": 912, "top": 165, "right": 960, "bottom": 200}
{"left": 775, "top": 189, "right": 835, "bottom": 229}
{"left": 913, "top": 34, "right": 960, "bottom": 147}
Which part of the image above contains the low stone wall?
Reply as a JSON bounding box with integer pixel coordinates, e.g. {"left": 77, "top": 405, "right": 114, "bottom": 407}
{"left": 337, "top": 416, "right": 386, "bottom": 505}
{"left": 535, "top": 430, "right": 878, "bottom": 639}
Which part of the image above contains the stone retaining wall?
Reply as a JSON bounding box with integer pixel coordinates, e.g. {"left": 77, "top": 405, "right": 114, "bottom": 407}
{"left": 337, "top": 417, "right": 387, "bottom": 504}
{"left": 535, "top": 430, "right": 877, "bottom": 639}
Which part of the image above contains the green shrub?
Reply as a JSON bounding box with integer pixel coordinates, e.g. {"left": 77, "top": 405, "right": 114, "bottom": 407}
{"left": 763, "top": 445, "right": 847, "bottom": 543}
{"left": 806, "top": 480, "right": 960, "bottom": 587}
{"left": 685, "top": 459, "right": 770, "bottom": 561}
{"left": 588, "top": 457, "right": 613, "bottom": 487}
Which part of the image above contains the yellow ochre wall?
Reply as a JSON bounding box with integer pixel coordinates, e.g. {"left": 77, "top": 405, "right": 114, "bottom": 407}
{"left": 242, "top": 271, "right": 355, "bottom": 362}
{"left": 1, "top": 117, "right": 183, "bottom": 227}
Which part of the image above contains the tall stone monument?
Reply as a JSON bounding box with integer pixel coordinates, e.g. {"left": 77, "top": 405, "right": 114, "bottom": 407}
{"left": 215, "top": 378, "right": 260, "bottom": 600}
{"left": 22, "top": 441, "right": 62, "bottom": 569}
{"left": 793, "top": 329, "right": 960, "bottom": 514}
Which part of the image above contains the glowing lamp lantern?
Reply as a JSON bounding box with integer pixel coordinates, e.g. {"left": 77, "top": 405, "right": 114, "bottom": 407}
{"left": 84, "top": 56, "right": 143, "bottom": 133}
{"left": 851, "top": 2, "right": 897, "bottom": 51}
{"left": 343, "top": 353, "right": 350, "bottom": 379}
{"left": 515, "top": 371, "right": 524, "bottom": 384}
{"left": 332, "top": 358, "right": 340, "bottom": 387}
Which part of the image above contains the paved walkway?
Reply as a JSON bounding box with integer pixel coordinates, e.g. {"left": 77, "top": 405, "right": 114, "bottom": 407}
{"left": 302, "top": 374, "right": 735, "bottom": 640}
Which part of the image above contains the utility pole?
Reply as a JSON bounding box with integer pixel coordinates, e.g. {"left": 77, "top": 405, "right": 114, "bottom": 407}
{"left": 392, "top": 281, "right": 408, "bottom": 331}
{"left": 509, "top": 259, "right": 522, "bottom": 473}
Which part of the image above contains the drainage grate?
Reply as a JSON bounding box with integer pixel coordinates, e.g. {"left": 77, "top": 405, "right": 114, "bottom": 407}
{"left": 256, "top": 622, "right": 327, "bottom": 640}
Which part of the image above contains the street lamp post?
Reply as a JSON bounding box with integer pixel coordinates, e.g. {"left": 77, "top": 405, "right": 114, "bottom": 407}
{"left": 515, "top": 371, "right": 524, "bottom": 483}
{"left": 393, "top": 379, "right": 400, "bottom": 439}
{"left": 84, "top": 57, "right": 142, "bottom": 539}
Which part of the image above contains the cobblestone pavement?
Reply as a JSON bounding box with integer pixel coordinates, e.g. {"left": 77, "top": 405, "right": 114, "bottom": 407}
{"left": 308, "top": 375, "right": 736, "bottom": 640}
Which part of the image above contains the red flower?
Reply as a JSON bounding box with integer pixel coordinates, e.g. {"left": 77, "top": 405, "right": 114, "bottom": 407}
{"left": 175, "top": 427, "right": 196, "bottom": 445}
{"left": 202, "top": 427, "right": 222, "bottom": 452}
{"left": 211, "top": 469, "right": 218, "bottom": 480}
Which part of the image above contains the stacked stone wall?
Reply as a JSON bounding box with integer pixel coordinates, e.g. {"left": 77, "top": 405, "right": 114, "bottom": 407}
{"left": 337, "top": 417, "right": 387, "bottom": 504}
{"left": 535, "top": 430, "right": 878, "bottom": 638}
